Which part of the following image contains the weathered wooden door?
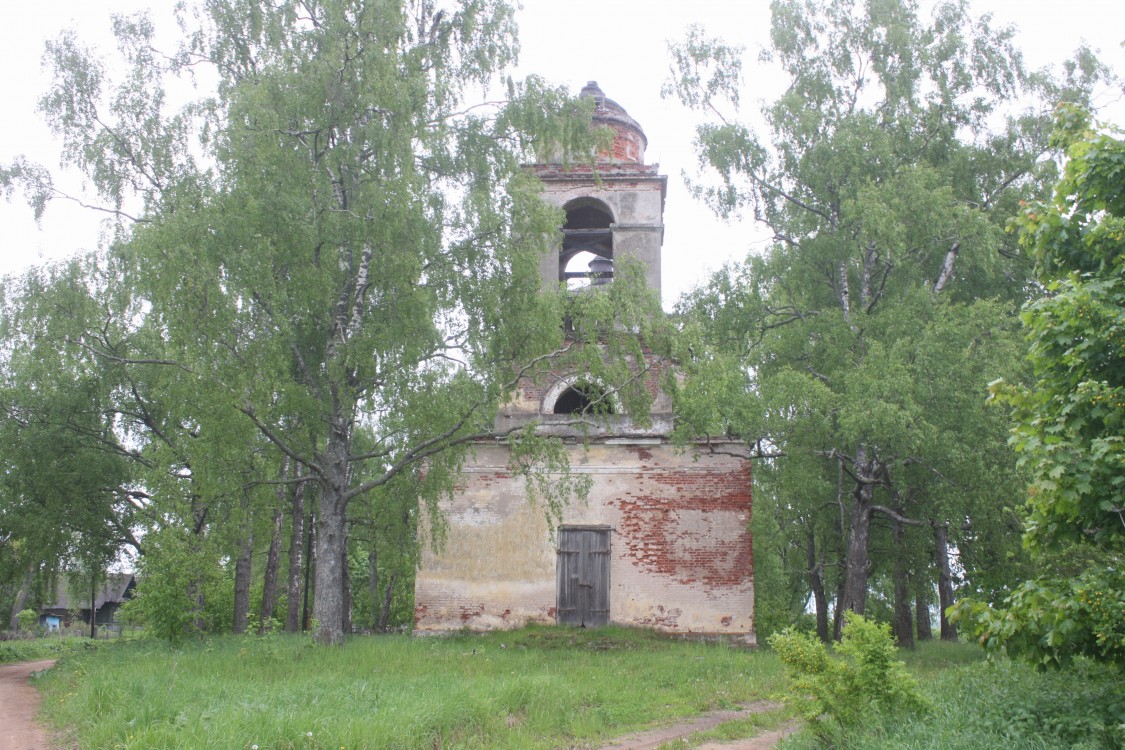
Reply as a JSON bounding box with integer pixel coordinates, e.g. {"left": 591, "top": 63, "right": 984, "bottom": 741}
{"left": 556, "top": 527, "right": 610, "bottom": 627}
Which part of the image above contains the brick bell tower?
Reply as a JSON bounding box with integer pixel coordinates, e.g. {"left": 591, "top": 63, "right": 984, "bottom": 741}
{"left": 492, "top": 81, "right": 674, "bottom": 438}
{"left": 413, "top": 83, "right": 755, "bottom": 643}
{"left": 537, "top": 81, "right": 665, "bottom": 298}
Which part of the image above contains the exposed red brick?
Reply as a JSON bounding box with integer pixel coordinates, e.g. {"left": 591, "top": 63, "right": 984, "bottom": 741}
{"left": 460, "top": 604, "right": 485, "bottom": 623}
{"left": 614, "top": 464, "right": 753, "bottom": 588}
{"left": 630, "top": 446, "right": 654, "bottom": 461}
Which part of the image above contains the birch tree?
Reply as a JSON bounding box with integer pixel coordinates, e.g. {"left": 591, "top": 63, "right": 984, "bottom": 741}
{"left": 668, "top": 0, "right": 1111, "bottom": 637}
{"left": 8, "top": 0, "right": 658, "bottom": 645}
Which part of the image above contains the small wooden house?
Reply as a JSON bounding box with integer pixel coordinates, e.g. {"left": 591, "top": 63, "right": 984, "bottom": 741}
{"left": 40, "top": 573, "right": 136, "bottom": 632}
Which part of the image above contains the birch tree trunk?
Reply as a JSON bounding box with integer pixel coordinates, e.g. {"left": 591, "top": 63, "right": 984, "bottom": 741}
{"left": 259, "top": 501, "right": 285, "bottom": 631}
{"left": 934, "top": 524, "right": 958, "bottom": 641}
{"left": 367, "top": 546, "right": 379, "bottom": 630}
{"left": 313, "top": 419, "right": 351, "bottom": 645}
{"left": 377, "top": 571, "right": 398, "bottom": 632}
{"left": 892, "top": 521, "right": 914, "bottom": 648}
{"left": 232, "top": 530, "right": 253, "bottom": 634}
{"left": 285, "top": 476, "right": 306, "bottom": 633}
{"left": 89, "top": 576, "right": 97, "bottom": 639}
{"left": 832, "top": 561, "right": 847, "bottom": 641}
{"left": 838, "top": 449, "right": 875, "bottom": 631}
{"left": 313, "top": 496, "right": 347, "bottom": 644}
{"left": 806, "top": 524, "right": 829, "bottom": 642}
{"left": 915, "top": 574, "right": 934, "bottom": 641}
{"left": 341, "top": 528, "right": 352, "bottom": 637}
{"left": 303, "top": 511, "right": 315, "bottom": 632}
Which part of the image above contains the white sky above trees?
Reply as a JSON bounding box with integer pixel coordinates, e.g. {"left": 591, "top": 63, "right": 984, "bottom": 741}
{"left": 2, "top": 0, "right": 1123, "bottom": 308}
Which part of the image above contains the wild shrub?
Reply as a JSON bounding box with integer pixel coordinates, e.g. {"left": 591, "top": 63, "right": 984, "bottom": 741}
{"left": 17, "top": 608, "right": 39, "bottom": 632}
{"left": 118, "top": 528, "right": 228, "bottom": 643}
{"left": 770, "top": 612, "right": 928, "bottom": 747}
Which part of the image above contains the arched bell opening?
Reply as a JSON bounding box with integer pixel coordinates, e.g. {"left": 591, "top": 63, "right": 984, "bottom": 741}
{"left": 561, "top": 198, "right": 614, "bottom": 291}
{"left": 548, "top": 378, "right": 619, "bottom": 416}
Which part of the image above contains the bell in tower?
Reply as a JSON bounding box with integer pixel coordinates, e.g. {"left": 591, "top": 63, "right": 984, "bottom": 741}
{"left": 536, "top": 81, "right": 666, "bottom": 297}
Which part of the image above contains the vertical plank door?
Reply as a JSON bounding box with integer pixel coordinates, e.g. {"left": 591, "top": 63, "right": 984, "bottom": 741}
{"left": 557, "top": 527, "right": 610, "bottom": 627}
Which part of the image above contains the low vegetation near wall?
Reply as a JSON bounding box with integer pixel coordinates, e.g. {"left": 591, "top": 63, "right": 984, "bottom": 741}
{"left": 27, "top": 625, "right": 1124, "bottom": 750}
{"left": 0, "top": 634, "right": 106, "bottom": 664}
{"left": 36, "top": 627, "right": 784, "bottom": 750}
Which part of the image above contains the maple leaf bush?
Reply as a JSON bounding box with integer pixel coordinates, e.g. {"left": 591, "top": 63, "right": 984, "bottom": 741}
{"left": 956, "top": 107, "right": 1125, "bottom": 670}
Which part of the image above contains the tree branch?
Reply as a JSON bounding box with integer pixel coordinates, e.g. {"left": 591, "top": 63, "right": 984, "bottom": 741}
{"left": 931, "top": 242, "right": 960, "bottom": 293}
{"left": 238, "top": 403, "right": 322, "bottom": 479}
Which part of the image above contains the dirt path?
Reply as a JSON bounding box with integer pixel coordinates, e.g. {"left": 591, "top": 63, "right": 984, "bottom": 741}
{"left": 597, "top": 700, "right": 796, "bottom": 750}
{"left": 692, "top": 722, "right": 798, "bottom": 750}
{"left": 0, "top": 660, "right": 56, "bottom": 750}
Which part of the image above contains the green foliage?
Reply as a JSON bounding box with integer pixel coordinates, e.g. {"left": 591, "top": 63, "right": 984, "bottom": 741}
{"left": 959, "top": 112, "right": 1125, "bottom": 669}
{"left": 993, "top": 109, "right": 1125, "bottom": 552}
{"left": 3, "top": 0, "right": 666, "bottom": 647}
{"left": 16, "top": 608, "right": 38, "bottom": 632}
{"left": 953, "top": 561, "right": 1125, "bottom": 668}
{"left": 745, "top": 485, "right": 811, "bottom": 642}
{"left": 0, "top": 258, "right": 143, "bottom": 606}
{"left": 770, "top": 613, "right": 928, "bottom": 746}
{"left": 666, "top": 0, "right": 1092, "bottom": 633}
{"left": 119, "top": 528, "right": 226, "bottom": 644}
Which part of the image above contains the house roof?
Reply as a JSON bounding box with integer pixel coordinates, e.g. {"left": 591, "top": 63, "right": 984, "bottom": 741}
{"left": 44, "top": 573, "right": 135, "bottom": 611}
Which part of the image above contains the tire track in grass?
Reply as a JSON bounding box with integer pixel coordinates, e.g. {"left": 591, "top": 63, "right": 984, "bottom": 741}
{"left": 596, "top": 700, "right": 794, "bottom": 750}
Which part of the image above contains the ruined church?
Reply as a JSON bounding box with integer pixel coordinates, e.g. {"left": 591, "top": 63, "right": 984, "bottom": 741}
{"left": 413, "top": 83, "right": 755, "bottom": 643}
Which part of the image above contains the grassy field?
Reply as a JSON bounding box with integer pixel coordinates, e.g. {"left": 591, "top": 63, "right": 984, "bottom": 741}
{"left": 777, "top": 654, "right": 1124, "bottom": 750}
{"left": 34, "top": 626, "right": 787, "bottom": 750}
{"left": 28, "top": 627, "right": 1123, "bottom": 750}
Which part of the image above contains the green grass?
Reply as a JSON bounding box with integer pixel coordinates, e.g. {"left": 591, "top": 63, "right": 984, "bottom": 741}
{"left": 35, "top": 626, "right": 785, "bottom": 750}
{"left": 896, "top": 640, "right": 986, "bottom": 674}
{"left": 34, "top": 629, "right": 1122, "bottom": 750}
{"left": 0, "top": 635, "right": 110, "bottom": 664}
{"left": 778, "top": 644, "right": 1124, "bottom": 750}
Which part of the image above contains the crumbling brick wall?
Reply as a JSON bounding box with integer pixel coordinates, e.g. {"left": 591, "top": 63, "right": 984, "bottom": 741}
{"left": 414, "top": 441, "right": 754, "bottom": 642}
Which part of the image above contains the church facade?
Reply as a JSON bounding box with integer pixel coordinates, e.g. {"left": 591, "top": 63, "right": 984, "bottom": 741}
{"left": 413, "top": 83, "right": 755, "bottom": 643}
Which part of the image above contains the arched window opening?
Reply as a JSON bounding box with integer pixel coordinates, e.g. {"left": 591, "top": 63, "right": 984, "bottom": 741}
{"left": 561, "top": 199, "right": 613, "bottom": 290}
{"left": 552, "top": 380, "right": 618, "bottom": 416}
{"left": 564, "top": 203, "right": 613, "bottom": 230}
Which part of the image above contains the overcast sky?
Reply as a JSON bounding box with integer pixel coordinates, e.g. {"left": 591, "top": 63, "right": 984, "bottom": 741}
{"left": 2, "top": 0, "right": 1123, "bottom": 308}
